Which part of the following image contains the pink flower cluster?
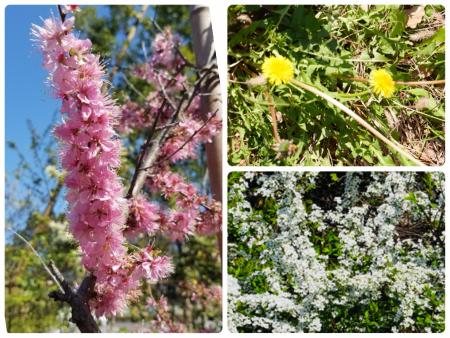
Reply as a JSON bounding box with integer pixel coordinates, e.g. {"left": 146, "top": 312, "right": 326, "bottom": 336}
{"left": 119, "top": 27, "right": 223, "bottom": 167}
{"left": 124, "top": 194, "right": 160, "bottom": 239}
{"left": 134, "top": 27, "right": 186, "bottom": 91}
{"left": 32, "top": 14, "right": 173, "bottom": 317}
{"left": 124, "top": 168, "right": 221, "bottom": 241}
{"left": 146, "top": 296, "right": 186, "bottom": 333}
{"left": 118, "top": 101, "right": 148, "bottom": 134}
{"left": 118, "top": 28, "right": 222, "bottom": 242}
{"left": 161, "top": 113, "right": 222, "bottom": 162}
{"left": 148, "top": 168, "right": 222, "bottom": 239}
{"left": 118, "top": 90, "right": 181, "bottom": 134}
{"left": 118, "top": 29, "right": 194, "bottom": 134}
{"left": 189, "top": 283, "right": 222, "bottom": 306}
{"left": 132, "top": 246, "right": 173, "bottom": 282}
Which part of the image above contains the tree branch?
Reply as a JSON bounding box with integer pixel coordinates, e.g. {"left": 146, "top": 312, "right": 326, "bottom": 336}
{"left": 126, "top": 66, "right": 216, "bottom": 199}
{"left": 48, "top": 262, "right": 100, "bottom": 333}
{"left": 158, "top": 108, "right": 219, "bottom": 164}
{"left": 7, "top": 228, "right": 100, "bottom": 332}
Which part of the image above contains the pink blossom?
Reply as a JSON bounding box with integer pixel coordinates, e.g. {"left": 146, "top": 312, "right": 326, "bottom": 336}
{"left": 145, "top": 295, "right": 186, "bottom": 333}
{"left": 133, "top": 246, "right": 173, "bottom": 281}
{"left": 32, "top": 14, "right": 174, "bottom": 317}
{"left": 133, "top": 28, "right": 185, "bottom": 91}
{"left": 164, "top": 210, "right": 196, "bottom": 240}
{"left": 195, "top": 201, "right": 222, "bottom": 236}
{"left": 209, "top": 285, "right": 222, "bottom": 302}
{"left": 125, "top": 195, "right": 160, "bottom": 238}
{"left": 147, "top": 168, "right": 222, "bottom": 238}
{"left": 160, "top": 114, "right": 222, "bottom": 163}
{"left": 118, "top": 101, "right": 147, "bottom": 133}
{"left": 64, "top": 5, "right": 80, "bottom": 12}
{"left": 147, "top": 295, "right": 169, "bottom": 312}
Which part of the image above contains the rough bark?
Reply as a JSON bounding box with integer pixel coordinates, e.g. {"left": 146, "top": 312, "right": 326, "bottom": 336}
{"left": 48, "top": 262, "right": 100, "bottom": 333}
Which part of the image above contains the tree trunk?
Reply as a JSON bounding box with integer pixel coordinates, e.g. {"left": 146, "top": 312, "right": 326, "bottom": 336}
{"left": 190, "top": 6, "right": 223, "bottom": 262}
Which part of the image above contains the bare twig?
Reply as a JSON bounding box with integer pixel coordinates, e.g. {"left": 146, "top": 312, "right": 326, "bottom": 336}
{"left": 120, "top": 72, "right": 148, "bottom": 100}
{"left": 6, "top": 227, "right": 64, "bottom": 293}
{"left": 155, "top": 121, "right": 179, "bottom": 131}
{"left": 57, "top": 5, "right": 66, "bottom": 23}
{"left": 156, "top": 74, "right": 178, "bottom": 111}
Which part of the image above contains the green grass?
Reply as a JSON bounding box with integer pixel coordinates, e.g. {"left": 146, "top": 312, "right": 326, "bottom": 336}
{"left": 228, "top": 5, "right": 445, "bottom": 166}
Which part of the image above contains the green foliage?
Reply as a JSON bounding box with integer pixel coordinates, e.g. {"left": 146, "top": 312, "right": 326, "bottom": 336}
{"left": 228, "top": 5, "right": 445, "bottom": 165}
{"left": 5, "top": 213, "right": 84, "bottom": 332}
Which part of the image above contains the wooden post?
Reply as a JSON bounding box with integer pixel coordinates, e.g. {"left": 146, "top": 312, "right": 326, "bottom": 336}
{"left": 190, "top": 6, "right": 223, "bottom": 262}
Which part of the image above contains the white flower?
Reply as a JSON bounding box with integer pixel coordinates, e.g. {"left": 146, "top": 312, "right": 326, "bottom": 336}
{"left": 228, "top": 172, "right": 444, "bottom": 333}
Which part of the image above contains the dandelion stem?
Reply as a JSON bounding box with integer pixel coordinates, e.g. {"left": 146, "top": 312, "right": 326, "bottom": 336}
{"left": 343, "top": 76, "right": 445, "bottom": 87}
{"left": 264, "top": 90, "right": 281, "bottom": 143}
{"left": 289, "top": 79, "right": 425, "bottom": 166}
{"left": 396, "top": 80, "right": 445, "bottom": 86}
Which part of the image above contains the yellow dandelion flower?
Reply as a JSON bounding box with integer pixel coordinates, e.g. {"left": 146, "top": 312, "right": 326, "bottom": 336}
{"left": 262, "top": 56, "right": 294, "bottom": 85}
{"left": 370, "top": 69, "right": 396, "bottom": 98}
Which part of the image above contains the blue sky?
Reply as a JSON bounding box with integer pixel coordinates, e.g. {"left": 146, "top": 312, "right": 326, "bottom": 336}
{"left": 4, "top": 5, "right": 160, "bottom": 224}
{"left": 5, "top": 5, "right": 154, "bottom": 175}
{"left": 5, "top": 5, "right": 60, "bottom": 174}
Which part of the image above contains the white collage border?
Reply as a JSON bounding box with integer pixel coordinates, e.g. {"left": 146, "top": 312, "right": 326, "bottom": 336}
{"left": 0, "top": 0, "right": 448, "bottom": 336}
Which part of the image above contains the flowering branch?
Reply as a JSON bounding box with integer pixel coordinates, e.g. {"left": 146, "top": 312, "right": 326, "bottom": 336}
{"left": 31, "top": 6, "right": 222, "bottom": 331}
{"left": 156, "top": 108, "right": 219, "bottom": 164}
{"left": 126, "top": 65, "right": 218, "bottom": 199}
{"left": 125, "top": 95, "right": 184, "bottom": 199}
{"left": 32, "top": 8, "right": 175, "bottom": 331}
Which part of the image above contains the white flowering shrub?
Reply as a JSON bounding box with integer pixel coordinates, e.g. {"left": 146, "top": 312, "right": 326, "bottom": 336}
{"left": 228, "top": 172, "right": 445, "bottom": 333}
